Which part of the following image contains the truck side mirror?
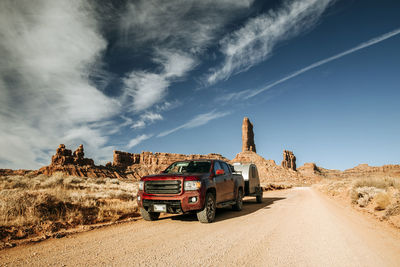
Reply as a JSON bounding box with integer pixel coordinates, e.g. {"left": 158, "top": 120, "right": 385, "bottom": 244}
{"left": 215, "top": 169, "right": 225, "bottom": 176}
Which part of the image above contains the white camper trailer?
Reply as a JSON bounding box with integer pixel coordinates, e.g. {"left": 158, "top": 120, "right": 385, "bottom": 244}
{"left": 231, "top": 163, "right": 263, "bottom": 203}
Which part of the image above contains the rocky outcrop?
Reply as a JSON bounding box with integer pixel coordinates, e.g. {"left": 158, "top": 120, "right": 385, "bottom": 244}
{"left": 281, "top": 150, "right": 296, "bottom": 171}
{"left": 242, "top": 117, "right": 256, "bottom": 153}
{"left": 231, "top": 151, "right": 321, "bottom": 185}
{"left": 37, "top": 144, "right": 121, "bottom": 178}
{"left": 297, "top": 163, "right": 321, "bottom": 176}
{"left": 113, "top": 151, "right": 228, "bottom": 179}
{"left": 50, "top": 144, "right": 94, "bottom": 167}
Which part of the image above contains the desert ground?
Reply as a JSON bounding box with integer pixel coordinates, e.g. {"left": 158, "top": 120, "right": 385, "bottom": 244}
{"left": 1, "top": 187, "right": 400, "bottom": 266}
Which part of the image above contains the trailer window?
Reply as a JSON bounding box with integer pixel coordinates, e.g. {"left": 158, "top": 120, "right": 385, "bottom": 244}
{"left": 251, "top": 166, "right": 256, "bottom": 179}
{"left": 251, "top": 166, "right": 259, "bottom": 179}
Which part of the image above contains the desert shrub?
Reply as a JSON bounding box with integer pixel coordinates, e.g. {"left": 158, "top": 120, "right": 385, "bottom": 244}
{"left": 353, "top": 177, "right": 400, "bottom": 190}
{"left": 374, "top": 192, "right": 391, "bottom": 211}
{"left": 385, "top": 202, "right": 400, "bottom": 217}
{"left": 351, "top": 186, "right": 383, "bottom": 207}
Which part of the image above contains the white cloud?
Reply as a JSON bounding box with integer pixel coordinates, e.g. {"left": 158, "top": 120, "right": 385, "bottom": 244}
{"left": 227, "top": 27, "right": 400, "bottom": 100}
{"left": 131, "top": 112, "right": 163, "bottom": 129}
{"left": 122, "top": 50, "right": 196, "bottom": 112}
{"left": 206, "top": 0, "right": 334, "bottom": 85}
{"left": 120, "top": 0, "right": 255, "bottom": 112}
{"left": 156, "top": 100, "right": 182, "bottom": 112}
{"left": 123, "top": 71, "right": 170, "bottom": 112}
{"left": 120, "top": 0, "right": 254, "bottom": 52}
{"left": 127, "top": 134, "right": 153, "bottom": 148}
{"left": 157, "top": 110, "right": 231, "bottom": 137}
{"left": 0, "top": 0, "right": 119, "bottom": 168}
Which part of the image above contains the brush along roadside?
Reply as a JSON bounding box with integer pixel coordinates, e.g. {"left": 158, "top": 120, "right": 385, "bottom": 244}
{"left": 315, "top": 177, "right": 400, "bottom": 228}
{"left": 0, "top": 172, "right": 139, "bottom": 248}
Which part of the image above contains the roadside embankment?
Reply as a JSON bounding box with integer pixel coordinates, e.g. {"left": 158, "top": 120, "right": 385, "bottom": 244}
{"left": 314, "top": 177, "right": 400, "bottom": 229}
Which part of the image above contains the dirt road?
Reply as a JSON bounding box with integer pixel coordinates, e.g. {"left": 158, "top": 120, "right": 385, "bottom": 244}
{"left": 1, "top": 187, "right": 400, "bottom": 266}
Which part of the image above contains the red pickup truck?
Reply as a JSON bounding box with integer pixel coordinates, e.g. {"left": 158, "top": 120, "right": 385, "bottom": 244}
{"left": 137, "top": 159, "right": 245, "bottom": 223}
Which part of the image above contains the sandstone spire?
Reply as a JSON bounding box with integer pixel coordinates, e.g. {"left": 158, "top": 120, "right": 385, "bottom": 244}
{"left": 281, "top": 150, "right": 296, "bottom": 171}
{"left": 242, "top": 117, "right": 256, "bottom": 153}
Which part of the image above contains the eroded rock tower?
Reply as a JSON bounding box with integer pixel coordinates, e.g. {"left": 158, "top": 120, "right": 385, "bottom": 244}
{"left": 242, "top": 117, "right": 256, "bottom": 153}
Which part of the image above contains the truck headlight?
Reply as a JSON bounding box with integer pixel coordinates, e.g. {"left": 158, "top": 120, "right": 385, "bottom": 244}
{"left": 184, "top": 181, "right": 201, "bottom": 191}
{"left": 139, "top": 181, "right": 144, "bottom": 191}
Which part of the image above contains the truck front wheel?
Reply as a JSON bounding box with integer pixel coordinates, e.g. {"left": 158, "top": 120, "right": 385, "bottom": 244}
{"left": 197, "top": 193, "right": 216, "bottom": 223}
{"left": 140, "top": 208, "right": 160, "bottom": 221}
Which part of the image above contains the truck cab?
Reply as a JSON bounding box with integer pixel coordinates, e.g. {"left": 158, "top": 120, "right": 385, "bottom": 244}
{"left": 137, "top": 159, "right": 244, "bottom": 223}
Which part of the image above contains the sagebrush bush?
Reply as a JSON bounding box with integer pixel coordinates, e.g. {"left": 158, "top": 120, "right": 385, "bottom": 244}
{"left": 374, "top": 192, "right": 391, "bottom": 211}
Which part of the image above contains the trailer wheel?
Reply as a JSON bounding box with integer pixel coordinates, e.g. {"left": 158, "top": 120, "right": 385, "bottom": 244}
{"left": 232, "top": 188, "right": 243, "bottom": 211}
{"left": 197, "top": 193, "right": 216, "bottom": 223}
{"left": 140, "top": 208, "right": 160, "bottom": 221}
{"left": 256, "top": 187, "right": 263, "bottom": 203}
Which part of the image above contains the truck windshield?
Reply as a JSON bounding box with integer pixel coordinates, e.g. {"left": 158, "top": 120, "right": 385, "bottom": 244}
{"left": 164, "top": 161, "right": 211, "bottom": 174}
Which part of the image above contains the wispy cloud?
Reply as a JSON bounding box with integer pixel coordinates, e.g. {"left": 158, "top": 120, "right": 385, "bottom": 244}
{"left": 226, "top": 27, "right": 400, "bottom": 101}
{"left": 122, "top": 50, "right": 196, "bottom": 112}
{"left": 157, "top": 110, "right": 231, "bottom": 137}
{"left": 206, "top": 0, "right": 334, "bottom": 85}
{"left": 0, "top": 0, "right": 118, "bottom": 168}
{"left": 131, "top": 112, "right": 163, "bottom": 129}
{"left": 120, "top": 0, "right": 254, "bottom": 112}
{"left": 127, "top": 134, "right": 153, "bottom": 148}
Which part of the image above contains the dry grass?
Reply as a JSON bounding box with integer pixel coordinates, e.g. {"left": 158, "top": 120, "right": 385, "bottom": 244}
{"left": 316, "top": 176, "right": 400, "bottom": 228}
{"left": 352, "top": 177, "right": 400, "bottom": 190}
{"left": 0, "top": 173, "right": 139, "bottom": 243}
{"left": 374, "top": 192, "right": 391, "bottom": 211}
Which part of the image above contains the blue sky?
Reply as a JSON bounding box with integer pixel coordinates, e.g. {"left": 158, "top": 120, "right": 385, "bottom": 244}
{"left": 0, "top": 0, "right": 399, "bottom": 170}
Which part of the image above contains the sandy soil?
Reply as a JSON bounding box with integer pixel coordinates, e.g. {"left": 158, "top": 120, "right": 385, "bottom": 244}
{"left": 1, "top": 187, "right": 400, "bottom": 266}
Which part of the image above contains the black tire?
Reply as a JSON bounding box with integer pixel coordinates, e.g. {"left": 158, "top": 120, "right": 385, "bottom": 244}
{"left": 197, "top": 193, "right": 216, "bottom": 223}
{"left": 256, "top": 194, "right": 263, "bottom": 203}
{"left": 256, "top": 187, "right": 263, "bottom": 203}
{"left": 232, "top": 188, "right": 243, "bottom": 211}
{"left": 140, "top": 207, "right": 160, "bottom": 221}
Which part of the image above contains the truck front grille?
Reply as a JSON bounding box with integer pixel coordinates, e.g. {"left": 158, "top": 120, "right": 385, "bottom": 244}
{"left": 145, "top": 180, "right": 181, "bottom": 194}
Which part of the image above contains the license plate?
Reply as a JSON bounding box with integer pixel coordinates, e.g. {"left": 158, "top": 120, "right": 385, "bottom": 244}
{"left": 153, "top": 204, "right": 166, "bottom": 212}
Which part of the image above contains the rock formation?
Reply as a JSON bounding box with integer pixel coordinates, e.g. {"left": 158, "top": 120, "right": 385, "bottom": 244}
{"left": 242, "top": 117, "right": 256, "bottom": 153}
{"left": 281, "top": 150, "right": 296, "bottom": 171}
{"left": 49, "top": 144, "right": 94, "bottom": 167}
{"left": 37, "top": 144, "right": 121, "bottom": 178}
{"left": 112, "top": 151, "right": 228, "bottom": 179}
{"left": 230, "top": 151, "right": 321, "bottom": 185}
{"left": 2, "top": 118, "right": 399, "bottom": 183}
{"left": 297, "top": 163, "right": 321, "bottom": 176}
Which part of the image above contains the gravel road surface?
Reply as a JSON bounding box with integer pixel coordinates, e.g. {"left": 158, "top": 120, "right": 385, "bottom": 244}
{"left": 1, "top": 187, "right": 400, "bottom": 266}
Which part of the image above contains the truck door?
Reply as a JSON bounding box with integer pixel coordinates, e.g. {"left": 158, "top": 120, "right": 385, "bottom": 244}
{"left": 221, "top": 162, "right": 235, "bottom": 200}
{"left": 213, "top": 161, "right": 227, "bottom": 202}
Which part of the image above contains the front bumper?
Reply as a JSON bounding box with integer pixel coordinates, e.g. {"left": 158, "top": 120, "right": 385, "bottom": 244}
{"left": 138, "top": 191, "right": 203, "bottom": 213}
